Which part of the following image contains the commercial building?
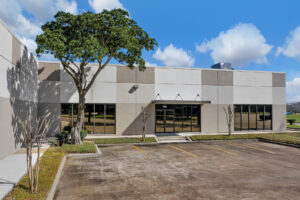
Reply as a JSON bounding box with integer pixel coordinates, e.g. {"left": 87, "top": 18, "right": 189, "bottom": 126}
{"left": 0, "top": 19, "right": 286, "bottom": 159}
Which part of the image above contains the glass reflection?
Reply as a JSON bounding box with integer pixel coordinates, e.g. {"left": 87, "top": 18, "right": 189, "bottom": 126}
{"left": 234, "top": 105, "right": 241, "bottom": 131}
{"left": 234, "top": 105, "right": 272, "bottom": 131}
{"left": 61, "top": 104, "right": 72, "bottom": 131}
{"left": 61, "top": 103, "right": 115, "bottom": 134}
{"left": 155, "top": 104, "right": 201, "bottom": 133}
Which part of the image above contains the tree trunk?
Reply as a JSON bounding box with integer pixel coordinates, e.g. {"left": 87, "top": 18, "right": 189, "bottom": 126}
{"left": 34, "top": 141, "right": 40, "bottom": 192}
{"left": 74, "top": 96, "right": 84, "bottom": 144}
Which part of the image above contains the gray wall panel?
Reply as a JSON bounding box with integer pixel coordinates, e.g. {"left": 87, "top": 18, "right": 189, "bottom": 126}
{"left": 272, "top": 73, "right": 286, "bottom": 87}
{"left": 201, "top": 70, "right": 218, "bottom": 86}
{"left": 218, "top": 71, "right": 233, "bottom": 86}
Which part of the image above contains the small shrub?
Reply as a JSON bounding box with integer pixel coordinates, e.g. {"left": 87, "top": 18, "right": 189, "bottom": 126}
{"left": 50, "top": 137, "right": 59, "bottom": 146}
{"left": 55, "top": 131, "right": 70, "bottom": 146}
{"left": 80, "top": 128, "right": 89, "bottom": 140}
{"left": 287, "top": 119, "right": 296, "bottom": 125}
{"left": 63, "top": 125, "right": 72, "bottom": 133}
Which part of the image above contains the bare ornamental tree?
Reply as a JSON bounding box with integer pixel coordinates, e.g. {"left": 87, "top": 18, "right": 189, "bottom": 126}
{"left": 19, "top": 114, "right": 51, "bottom": 192}
{"left": 223, "top": 105, "right": 234, "bottom": 136}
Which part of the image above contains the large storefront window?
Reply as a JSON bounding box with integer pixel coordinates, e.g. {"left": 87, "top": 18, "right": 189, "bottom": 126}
{"left": 234, "top": 105, "right": 272, "bottom": 131}
{"left": 155, "top": 104, "right": 201, "bottom": 133}
{"left": 61, "top": 103, "right": 115, "bottom": 134}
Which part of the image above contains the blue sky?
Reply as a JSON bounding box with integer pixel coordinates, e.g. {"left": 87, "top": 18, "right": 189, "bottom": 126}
{"left": 1, "top": 0, "right": 300, "bottom": 102}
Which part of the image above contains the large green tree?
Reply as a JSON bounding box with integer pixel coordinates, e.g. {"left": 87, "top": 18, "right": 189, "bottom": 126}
{"left": 36, "top": 9, "right": 157, "bottom": 144}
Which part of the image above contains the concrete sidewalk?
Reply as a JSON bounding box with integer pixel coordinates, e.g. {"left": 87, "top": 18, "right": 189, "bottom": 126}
{"left": 0, "top": 144, "right": 49, "bottom": 199}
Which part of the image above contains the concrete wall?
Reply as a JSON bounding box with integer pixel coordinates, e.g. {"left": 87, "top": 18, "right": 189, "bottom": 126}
{"left": 0, "top": 19, "right": 38, "bottom": 159}
{"left": 38, "top": 62, "right": 286, "bottom": 136}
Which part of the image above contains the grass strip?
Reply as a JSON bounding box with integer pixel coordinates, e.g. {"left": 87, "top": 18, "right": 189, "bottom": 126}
{"left": 5, "top": 142, "right": 98, "bottom": 200}
{"left": 287, "top": 124, "right": 300, "bottom": 129}
{"left": 61, "top": 142, "right": 97, "bottom": 153}
{"left": 4, "top": 148, "right": 64, "bottom": 200}
{"left": 190, "top": 133, "right": 300, "bottom": 147}
{"left": 90, "top": 137, "right": 157, "bottom": 144}
{"left": 259, "top": 134, "right": 300, "bottom": 146}
{"left": 189, "top": 134, "right": 262, "bottom": 141}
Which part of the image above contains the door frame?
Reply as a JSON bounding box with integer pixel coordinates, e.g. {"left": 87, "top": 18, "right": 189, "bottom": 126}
{"left": 155, "top": 109, "right": 175, "bottom": 133}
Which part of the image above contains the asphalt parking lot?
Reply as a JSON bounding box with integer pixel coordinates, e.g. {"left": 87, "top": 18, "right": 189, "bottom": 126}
{"left": 54, "top": 141, "right": 300, "bottom": 200}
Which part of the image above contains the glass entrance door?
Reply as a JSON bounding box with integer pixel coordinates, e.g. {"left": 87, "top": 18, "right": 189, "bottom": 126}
{"left": 155, "top": 104, "right": 201, "bottom": 133}
{"left": 155, "top": 109, "right": 175, "bottom": 133}
{"left": 165, "top": 110, "right": 175, "bottom": 132}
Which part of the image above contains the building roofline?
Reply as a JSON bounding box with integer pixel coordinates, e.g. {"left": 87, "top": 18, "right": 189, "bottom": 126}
{"left": 38, "top": 60, "right": 285, "bottom": 74}
{"left": 0, "top": 18, "right": 24, "bottom": 47}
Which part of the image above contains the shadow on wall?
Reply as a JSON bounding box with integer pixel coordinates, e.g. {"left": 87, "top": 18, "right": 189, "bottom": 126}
{"left": 38, "top": 65, "right": 78, "bottom": 136}
{"left": 6, "top": 47, "right": 38, "bottom": 148}
{"left": 122, "top": 103, "right": 155, "bottom": 136}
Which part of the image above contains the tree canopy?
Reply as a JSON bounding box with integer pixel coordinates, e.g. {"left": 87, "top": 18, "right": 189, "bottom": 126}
{"left": 36, "top": 9, "right": 157, "bottom": 93}
{"left": 36, "top": 9, "right": 157, "bottom": 144}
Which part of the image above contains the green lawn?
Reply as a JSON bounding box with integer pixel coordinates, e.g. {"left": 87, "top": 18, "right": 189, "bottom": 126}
{"left": 287, "top": 124, "right": 300, "bottom": 129}
{"left": 61, "top": 142, "right": 97, "bottom": 153}
{"left": 190, "top": 133, "right": 300, "bottom": 147}
{"left": 90, "top": 137, "right": 157, "bottom": 144}
{"left": 4, "top": 148, "right": 64, "bottom": 200}
{"left": 190, "top": 134, "right": 263, "bottom": 141}
{"left": 286, "top": 114, "right": 300, "bottom": 123}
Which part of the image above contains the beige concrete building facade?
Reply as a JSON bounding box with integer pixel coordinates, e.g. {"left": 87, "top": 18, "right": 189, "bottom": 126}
{"left": 0, "top": 18, "right": 286, "bottom": 159}
{"left": 38, "top": 61, "right": 286, "bottom": 137}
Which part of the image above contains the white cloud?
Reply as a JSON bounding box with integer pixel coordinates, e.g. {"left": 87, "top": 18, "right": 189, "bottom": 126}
{"left": 56, "top": 0, "right": 78, "bottom": 15}
{"left": 88, "top": 0, "right": 125, "bottom": 13}
{"left": 20, "top": 36, "right": 37, "bottom": 53}
{"left": 0, "top": 0, "right": 78, "bottom": 58}
{"left": 287, "top": 78, "right": 300, "bottom": 102}
{"left": 19, "top": 0, "right": 78, "bottom": 21}
{"left": 196, "top": 23, "right": 273, "bottom": 66}
{"left": 276, "top": 26, "right": 300, "bottom": 61}
{"left": 145, "top": 62, "right": 158, "bottom": 67}
{"left": 0, "top": 0, "right": 41, "bottom": 37}
{"left": 153, "top": 44, "right": 195, "bottom": 67}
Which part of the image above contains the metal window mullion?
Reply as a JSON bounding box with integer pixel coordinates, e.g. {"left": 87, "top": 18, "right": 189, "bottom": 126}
{"left": 93, "top": 104, "right": 95, "bottom": 134}
{"left": 190, "top": 105, "right": 192, "bottom": 132}
{"left": 255, "top": 105, "right": 257, "bottom": 130}
{"left": 263, "top": 105, "right": 266, "bottom": 130}
{"left": 248, "top": 105, "right": 250, "bottom": 130}
{"left": 240, "top": 105, "right": 242, "bottom": 131}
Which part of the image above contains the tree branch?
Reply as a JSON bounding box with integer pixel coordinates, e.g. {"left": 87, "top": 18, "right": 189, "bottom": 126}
{"left": 84, "top": 56, "right": 112, "bottom": 93}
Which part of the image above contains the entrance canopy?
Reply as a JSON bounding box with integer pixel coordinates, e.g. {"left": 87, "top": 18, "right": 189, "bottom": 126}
{"left": 152, "top": 100, "right": 211, "bottom": 105}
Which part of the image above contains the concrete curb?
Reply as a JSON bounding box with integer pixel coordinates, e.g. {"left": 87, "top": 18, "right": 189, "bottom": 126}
{"left": 46, "top": 144, "right": 102, "bottom": 200}
{"left": 46, "top": 155, "right": 66, "bottom": 200}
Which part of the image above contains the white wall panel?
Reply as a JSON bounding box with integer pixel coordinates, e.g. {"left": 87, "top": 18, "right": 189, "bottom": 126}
{"left": 136, "top": 84, "right": 155, "bottom": 104}
{"left": 155, "top": 84, "right": 202, "bottom": 101}
{"left": 217, "top": 86, "right": 233, "bottom": 104}
{"left": 272, "top": 87, "right": 286, "bottom": 105}
{"left": 116, "top": 83, "right": 138, "bottom": 103}
{"left": 233, "top": 86, "right": 272, "bottom": 104}
{"left": 0, "top": 57, "right": 11, "bottom": 98}
{"left": 201, "top": 85, "right": 218, "bottom": 104}
{"left": 155, "top": 68, "right": 201, "bottom": 84}
{"left": 233, "top": 71, "right": 272, "bottom": 87}
{"left": 85, "top": 82, "right": 116, "bottom": 103}
{"left": 0, "top": 22, "right": 12, "bottom": 62}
